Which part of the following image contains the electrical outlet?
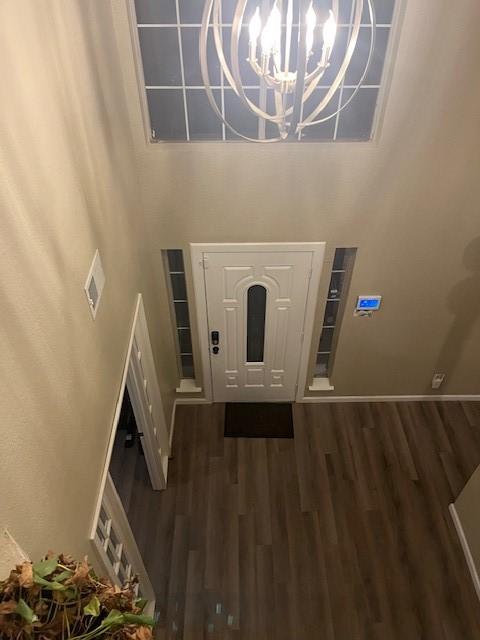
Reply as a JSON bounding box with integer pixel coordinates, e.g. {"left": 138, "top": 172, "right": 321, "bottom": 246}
{"left": 431, "top": 373, "right": 446, "bottom": 389}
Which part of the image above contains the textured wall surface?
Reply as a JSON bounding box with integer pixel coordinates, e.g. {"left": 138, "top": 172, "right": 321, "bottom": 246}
{"left": 0, "top": 1, "right": 175, "bottom": 561}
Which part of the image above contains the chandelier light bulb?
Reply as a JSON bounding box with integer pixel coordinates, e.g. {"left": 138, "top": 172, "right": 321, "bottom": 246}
{"left": 323, "top": 10, "right": 337, "bottom": 51}
{"left": 249, "top": 7, "right": 262, "bottom": 46}
{"left": 306, "top": 4, "right": 317, "bottom": 55}
{"left": 261, "top": 3, "right": 281, "bottom": 55}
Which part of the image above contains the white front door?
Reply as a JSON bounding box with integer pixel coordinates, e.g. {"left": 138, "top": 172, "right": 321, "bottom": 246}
{"left": 196, "top": 244, "right": 323, "bottom": 402}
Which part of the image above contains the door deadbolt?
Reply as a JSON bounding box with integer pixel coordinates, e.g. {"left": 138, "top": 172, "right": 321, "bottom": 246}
{"left": 211, "top": 331, "right": 220, "bottom": 354}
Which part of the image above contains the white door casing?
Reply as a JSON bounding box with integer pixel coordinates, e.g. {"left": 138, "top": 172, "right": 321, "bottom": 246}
{"left": 191, "top": 243, "right": 325, "bottom": 402}
{"left": 90, "top": 294, "right": 169, "bottom": 614}
{"left": 92, "top": 474, "right": 155, "bottom": 615}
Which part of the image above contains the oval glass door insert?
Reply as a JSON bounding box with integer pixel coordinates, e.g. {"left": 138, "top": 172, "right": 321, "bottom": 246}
{"left": 246, "top": 285, "right": 267, "bottom": 362}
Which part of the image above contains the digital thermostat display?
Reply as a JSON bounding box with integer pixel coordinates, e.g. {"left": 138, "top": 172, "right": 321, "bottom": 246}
{"left": 356, "top": 295, "right": 382, "bottom": 311}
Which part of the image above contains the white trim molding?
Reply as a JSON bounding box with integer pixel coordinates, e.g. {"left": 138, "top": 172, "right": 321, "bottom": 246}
{"left": 168, "top": 394, "right": 480, "bottom": 406}
{"left": 308, "top": 378, "right": 335, "bottom": 392}
{"left": 169, "top": 400, "right": 176, "bottom": 452}
{"left": 176, "top": 378, "right": 202, "bottom": 394}
{"left": 91, "top": 475, "right": 156, "bottom": 614}
{"left": 299, "top": 394, "right": 480, "bottom": 403}
{"left": 449, "top": 503, "right": 480, "bottom": 602}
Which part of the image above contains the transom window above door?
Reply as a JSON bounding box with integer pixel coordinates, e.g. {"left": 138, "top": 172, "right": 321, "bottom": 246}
{"left": 133, "top": 0, "right": 398, "bottom": 142}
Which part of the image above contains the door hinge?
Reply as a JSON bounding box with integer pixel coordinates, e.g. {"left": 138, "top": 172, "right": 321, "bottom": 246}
{"left": 300, "top": 331, "right": 305, "bottom": 344}
{"left": 200, "top": 256, "right": 209, "bottom": 270}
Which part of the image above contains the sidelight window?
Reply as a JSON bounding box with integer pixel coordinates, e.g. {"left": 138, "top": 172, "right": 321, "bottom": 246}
{"left": 163, "top": 249, "right": 195, "bottom": 379}
{"left": 315, "top": 248, "right": 357, "bottom": 379}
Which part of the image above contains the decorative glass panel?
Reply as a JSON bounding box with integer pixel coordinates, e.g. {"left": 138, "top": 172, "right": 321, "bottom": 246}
{"left": 167, "top": 249, "right": 184, "bottom": 272}
{"left": 316, "top": 352, "right": 330, "bottom": 377}
{"left": 174, "top": 301, "right": 190, "bottom": 328}
{"left": 171, "top": 273, "right": 187, "bottom": 301}
{"left": 165, "top": 250, "right": 195, "bottom": 379}
{"left": 246, "top": 285, "right": 267, "bottom": 363}
{"left": 328, "top": 271, "right": 345, "bottom": 299}
{"left": 181, "top": 354, "right": 194, "bottom": 378}
{"left": 319, "top": 327, "right": 334, "bottom": 353}
{"left": 178, "top": 328, "right": 192, "bottom": 353}
{"left": 315, "top": 248, "right": 357, "bottom": 379}
{"left": 333, "top": 248, "right": 347, "bottom": 270}
{"left": 324, "top": 300, "right": 340, "bottom": 327}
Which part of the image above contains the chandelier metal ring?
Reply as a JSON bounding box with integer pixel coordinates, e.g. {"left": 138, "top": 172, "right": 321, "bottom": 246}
{"left": 200, "top": 0, "right": 377, "bottom": 142}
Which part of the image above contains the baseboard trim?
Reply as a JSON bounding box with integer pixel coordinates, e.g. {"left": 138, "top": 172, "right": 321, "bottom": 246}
{"left": 449, "top": 503, "right": 480, "bottom": 602}
{"left": 299, "top": 394, "right": 480, "bottom": 403}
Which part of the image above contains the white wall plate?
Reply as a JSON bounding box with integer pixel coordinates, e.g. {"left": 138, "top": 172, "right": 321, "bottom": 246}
{"left": 84, "top": 249, "right": 105, "bottom": 319}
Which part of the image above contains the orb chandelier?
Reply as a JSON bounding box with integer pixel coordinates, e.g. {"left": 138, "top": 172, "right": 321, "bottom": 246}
{"left": 200, "top": 0, "right": 376, "bottom": 142}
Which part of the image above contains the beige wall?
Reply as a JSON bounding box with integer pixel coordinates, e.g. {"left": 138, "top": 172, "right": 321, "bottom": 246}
{"left": 0, "top": 1, "right": 175, "bottom": 563}
{"left": 114, "top": 0, "right": 480, "bottom": 398}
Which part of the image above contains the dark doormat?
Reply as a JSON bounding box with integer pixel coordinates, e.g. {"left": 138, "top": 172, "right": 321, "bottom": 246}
{"left": 224, "top": 403, "right": 294, "bottom": 438}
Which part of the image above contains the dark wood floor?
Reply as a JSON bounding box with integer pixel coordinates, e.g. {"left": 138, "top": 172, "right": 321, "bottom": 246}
{"left": 111, "top": 402, "right": 480, "bottom": 639}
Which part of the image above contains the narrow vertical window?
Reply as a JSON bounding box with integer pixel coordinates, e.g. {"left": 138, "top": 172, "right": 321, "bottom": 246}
{"left": 163, "top": 250, "right": 195, "bottom": 379}
{"left": 315, "top": 248, "right": 357, "bottom": 379}
{"left": 246, "top": 285, "right": 267, "bottom": 362}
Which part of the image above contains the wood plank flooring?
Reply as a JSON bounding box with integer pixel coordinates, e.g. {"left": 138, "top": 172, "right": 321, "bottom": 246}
{"left": 111, "top": 402, "right": 480, "bottom": 639}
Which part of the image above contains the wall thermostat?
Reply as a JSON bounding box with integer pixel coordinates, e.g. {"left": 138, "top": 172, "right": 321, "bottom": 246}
{"left": 354, "top": 295, "right": 382, "bottom": 317}
{"left": 356, "top": 295, "right": 382, "bottom": 311}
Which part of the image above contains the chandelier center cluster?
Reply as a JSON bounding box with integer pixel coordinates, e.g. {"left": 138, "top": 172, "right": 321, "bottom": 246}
{"left": 248, "top": 4, "right": 337, "bottom": 95}
{"left": 200, "top": 0, "right": 376, "bottom": 142}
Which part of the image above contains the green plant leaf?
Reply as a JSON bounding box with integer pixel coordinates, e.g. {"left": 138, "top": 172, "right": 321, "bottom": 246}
{"left": 16, "top": 598, "right": 38, "bottom": 624}
{"left": 101, "top": 609, "right": 125, "bottom": 627}
{"left": 134, "top": 597, "right": 148, "bottom": 613}
{"left": 33, "top": 575, "right": 66, "bottom": 591}
{"left": 124, "top": 613, "right": 155, "bottom": 626}
{"left": 54, "top": 569, "right": 72, "bottom": 582}
{"left": 33, "top": 557, "right": 58, "bottom": 578}
{"left": 84, "top": 595, "right": 100, "bottom": 617}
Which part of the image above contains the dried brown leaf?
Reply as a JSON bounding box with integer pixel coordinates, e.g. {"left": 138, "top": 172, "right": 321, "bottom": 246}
{"left": 128, "top": 626, "right": 153, "bottom": 640}
{"left": 67, "top": 558, "right": 90, "bottom": 586}
{"left": 18, "top": 562, "right": 34, "bottom": 588}
{"left": 0, "top": 600, "right": 17, "bottom": 615}
{"left": 60, "top": 553, "right": 75, "bottom": 566}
